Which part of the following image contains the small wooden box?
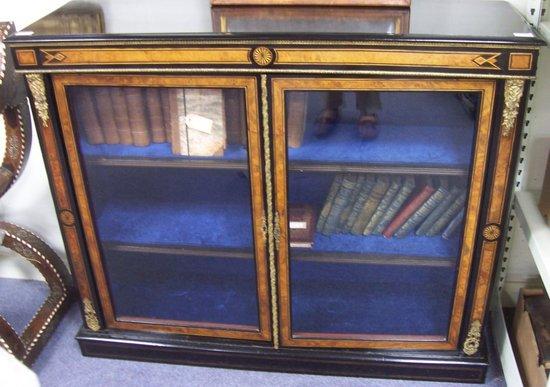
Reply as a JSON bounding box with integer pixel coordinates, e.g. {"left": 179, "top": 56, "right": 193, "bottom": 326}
{"left": 539, "top": 151, "right": 550, "bottom": 224}
{"left": 513, "top": 288, "right": 550, "bottom": 387}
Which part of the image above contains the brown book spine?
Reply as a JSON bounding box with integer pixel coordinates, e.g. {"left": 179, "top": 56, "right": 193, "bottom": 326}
{"left": 382, "top": 184, "right": 436, "bottom": 238}
{"left": 145, "top": 88, "right": 166, "bottom": 143}
{"left": 224, "top": 89, "right": 246, "bottom": 146}
{"left": 109, "top": 87, "right": 133, "bottom": 144}
{"left": 170, "top": 89, "right": 187, "bottom": 155}
{"left": 124, "top": 88, "right": 151, "bottom": 146}
{"left": 74, "top": 88, "right": 105, "bottom": 144}
{"left": 286, "top": 91, "right": 308, "bottom": 148}
{"left": 160, "top": 88, "right": 173, "bottom": 142}
{"left": 94, "top": 87, "right": 120, "bottom": 144}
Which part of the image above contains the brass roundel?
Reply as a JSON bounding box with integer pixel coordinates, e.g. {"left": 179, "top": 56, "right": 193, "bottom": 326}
{"left": 252, "top": 47, "right": 274, "bottom": 66}
{"left": 59, "top": 209, "right": 75, "bottom": 226}
{"left": 482, "top": 224, "right": 501, "bottom": 241}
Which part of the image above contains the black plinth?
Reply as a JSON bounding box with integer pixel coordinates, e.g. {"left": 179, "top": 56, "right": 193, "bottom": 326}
{"left": 77, "top": 327, "right": 488, "bottom": 383}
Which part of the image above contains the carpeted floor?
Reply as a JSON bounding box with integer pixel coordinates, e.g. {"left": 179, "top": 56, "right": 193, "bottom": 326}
{"left": 1, "top": 278, "right": 506, "bottom": 387}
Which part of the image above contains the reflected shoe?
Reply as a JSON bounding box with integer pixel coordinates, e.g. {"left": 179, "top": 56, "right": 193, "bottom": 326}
{"left": 357, "top": 114, "right": 379, "bottom": 140}
{"left": 314, "top": 108, "right": 339, "bottom": 138}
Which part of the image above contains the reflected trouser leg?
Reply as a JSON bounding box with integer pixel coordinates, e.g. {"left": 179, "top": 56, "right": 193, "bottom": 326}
{"left": 356, "top": 92, "right": 381, "bottom": 116}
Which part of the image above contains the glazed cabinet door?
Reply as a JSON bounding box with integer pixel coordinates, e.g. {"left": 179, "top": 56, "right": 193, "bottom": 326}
{"left": 52, "top": 74, "right": 271, "bottom": 341}
{"left": 272, "top": 78, "right": 496, "bottom": 349}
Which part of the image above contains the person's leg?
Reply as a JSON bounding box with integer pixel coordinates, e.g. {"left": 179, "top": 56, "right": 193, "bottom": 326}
{"left": 315, "top": 91, "right": 343, "bottom": 138}
{"left": 356, "top": 92, "right": 381, "bottom": 140}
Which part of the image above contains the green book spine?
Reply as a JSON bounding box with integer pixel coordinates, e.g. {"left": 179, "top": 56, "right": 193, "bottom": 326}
{"left": 322, "top": 174, "right": 357, "bottom": 235}
{"left": 344, "top": 175, "right": 376, "bottom": 231}
{"left": 363, "top": 175, "right": 402, "bottom": 235}
{"left": 316, "top": 174, "right": 344, "bottom": 233}
{"left": 351, "top": 176, "right": 390, "bottom": 235}
{"left": 416, "top": 185, "right": 461, "bottom": 236}
{"left": 373, "top": 176, "right": 416, "bottom": 235}
{"left": 394, "top": 186, "right": 449, "bottom": 238}
{"left": 338, "top": 175, "right": 366, "bottom": 232}
{"left": 442, "top": 209, "right": 465, "bottom": 239}
{"left": 425, "top": 190, "right": 467, "bottom": 236}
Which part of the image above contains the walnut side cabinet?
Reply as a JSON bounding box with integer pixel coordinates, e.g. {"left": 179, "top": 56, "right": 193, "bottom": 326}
{"left": 6, "top": 0, "right": 545, "bottom": 382}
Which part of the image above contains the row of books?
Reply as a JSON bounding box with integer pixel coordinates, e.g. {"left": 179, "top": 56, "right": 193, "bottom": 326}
{"left": 72, "top": 87, "right": 247, "bottom": 157}
{"left": 316, "top": 173, "right": 467, "bottom": 240}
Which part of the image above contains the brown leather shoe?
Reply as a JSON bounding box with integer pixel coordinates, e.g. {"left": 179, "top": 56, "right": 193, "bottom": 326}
{"left": 357, "top": 114, "right": 379, "bottom": 140}
{"left": 314, "top": 108, "right": 339, "bottom": 138}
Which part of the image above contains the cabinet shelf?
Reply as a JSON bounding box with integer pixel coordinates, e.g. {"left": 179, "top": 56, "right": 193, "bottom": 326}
{"left": 104, "top": 241, "right": 455, "bottom": 267}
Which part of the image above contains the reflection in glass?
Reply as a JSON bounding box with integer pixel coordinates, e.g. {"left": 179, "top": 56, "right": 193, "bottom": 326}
{"left": 285, "top": 90, "right": 478, "bottom": 338}
{"left": 67, "top": 85, "right": 259, "bottom": 330}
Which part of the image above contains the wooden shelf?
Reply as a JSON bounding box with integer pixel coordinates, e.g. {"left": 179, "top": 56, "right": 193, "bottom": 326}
{"left": 514, "top": 190, "right": 550, "bottom": 293}
{"left": 87, "top": 156, "right": 249, "bottom": 170}
{"left": 105, "top": 241, "right": 454, "bottom": 267}
{"left": 288, "top": 162, "right": 468, "bottom": 176}
{"left": 88, "top": 155, "right": 468, "bottom": 176}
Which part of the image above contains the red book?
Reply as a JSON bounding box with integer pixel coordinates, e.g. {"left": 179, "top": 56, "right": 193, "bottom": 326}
{"left": 382, "top": 183, "right": 436, "bottom": 238}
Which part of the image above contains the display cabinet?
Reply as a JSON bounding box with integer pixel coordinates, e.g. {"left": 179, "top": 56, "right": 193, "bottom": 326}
{"left": 6, "top": 0, "right": 545, "bottom": 382}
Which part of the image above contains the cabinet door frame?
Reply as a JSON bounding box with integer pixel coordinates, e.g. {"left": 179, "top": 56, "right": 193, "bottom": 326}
{"left": 271, "top": 77, "right": 497, "bottom": 349}
{"left": 52, "top": 74, "right": 272, "bottom": 342}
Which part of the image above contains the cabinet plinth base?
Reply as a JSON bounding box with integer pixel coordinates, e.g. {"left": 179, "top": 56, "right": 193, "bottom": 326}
{"left": 76, "top": 327, "right": 488, "bottom": 383}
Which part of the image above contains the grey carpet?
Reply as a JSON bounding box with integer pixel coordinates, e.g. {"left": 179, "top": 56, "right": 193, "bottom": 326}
{"left": 1, "top": 278, "right": 506, "bottom": 386}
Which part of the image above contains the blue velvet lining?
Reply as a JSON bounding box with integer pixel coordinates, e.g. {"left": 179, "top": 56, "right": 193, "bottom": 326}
{"left": 86, "top": 168, "right": 254, "bottom": 250}
{"left": 77, "top": 92, "right": 476, "bottom": 168}
{"left": 290, "top": 261, "right": 455, "bottom": 335}
{"left": 292, "top": 91, "right": 475, "bottom": 167}
{"left": 104, "top": 251, "right": 260, "bottom": 327}
{"left": 80, "top": 142, "right": 247, "bottom": 161}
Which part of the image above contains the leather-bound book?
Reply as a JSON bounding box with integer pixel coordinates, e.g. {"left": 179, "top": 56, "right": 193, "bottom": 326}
{"left": 345, "top": 175, "right": 376, "bottom": 231}
{"left": 382, "top": 179, "right": 435, "bottom": 238}
{"left": 109, "top": 87, "right": 133, "bottom": 144}
{"left": 124, "top": 87, "right": 151, "bottom": 146}
{"left": 363, "top": 175, "right": 401, "bottom": 235}
{"left": 425, "top": 190, "right": 467, "bottom": 236}
{"left": 73, "top": 87, "right": 105, "bottom": 144}
{"left": 442, "top": 209, "right": 464, "bottom": 239}
{"left": 394, "top": 178, "right": 449, "bottom": 238}
{"left": 170, "top": 89, "right": 188, "bottom": 155}
{"left": 416, "top": 185, "right": 461, "bottom": 236}
{"left": 286, "top": 92, "right": 308, "bottom": 148}
{"left": 145, "top": 88, "right": 166, "bottom": 143}
{"left": 289, "top": 204, "right": 316, "bottom": 248}
{"left": 184, "top": 88, "right": 227, "bottom": 157}
{"left": 351, "top": 175, "right": 390, "bottom": 235}
{"left": 322, "top": 174, "right": 357, "bottom": 235}
{"left": 94, "top": 87, "right": 120, "bottom": 144}
{"left": 160, "top": 88, "right": 173, "bottom": 141}
{"left": 338, "top": 175, "right": 366, "bottom": 232}
{"left": 224, "top": 89, "right": 247, "bottom": 146}
{"left": 316, "top": 174, "right": 343, "bottom": 233}
{"left": 373, "top": 176, "right": 415, "bottom": 235}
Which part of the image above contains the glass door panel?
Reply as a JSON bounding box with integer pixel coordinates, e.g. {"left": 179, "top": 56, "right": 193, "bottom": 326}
{"left": 54, "top": 75, "right": 270, "bottom": 341}
{"left": 272, "top": 78, "right": 495, "bottom": 348}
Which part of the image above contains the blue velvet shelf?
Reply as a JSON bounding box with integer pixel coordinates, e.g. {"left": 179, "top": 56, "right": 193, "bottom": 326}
{"left": 95, "top": 199, "right": 459, "bottom": 263}
{"left": 79, "top": 92, "right": 474, "bottom": 173}
{"left": 290, "top": 260, "right": 455, "bottom": 336}
{"left": 80, "top": 141, "right": 248, "bottom": 161}
{"left": 288, "top": 91, "right": 476, "bottom": 169}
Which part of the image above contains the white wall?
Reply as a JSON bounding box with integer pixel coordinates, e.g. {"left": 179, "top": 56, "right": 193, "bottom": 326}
{"left": 0, "top": 0, "right": 543, "bottom": 280}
